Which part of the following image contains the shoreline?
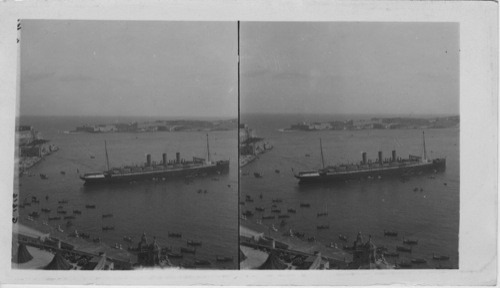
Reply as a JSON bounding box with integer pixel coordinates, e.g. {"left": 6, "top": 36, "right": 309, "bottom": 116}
{"left": 17, "top": 145, "right": 59, "bottom": 175}
{"left": 240, "top": 220, "right": 352, "bottom": 264}
{"left": 16, "top": 218, "right": 136, "bottom": 265}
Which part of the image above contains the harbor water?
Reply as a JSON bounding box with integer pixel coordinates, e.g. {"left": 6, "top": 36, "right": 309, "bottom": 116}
{"left": 240, "top": 114, "right": 459, "bottom": 269}
{"left": 16, "top": 116, "right": 238, "bottom": 269}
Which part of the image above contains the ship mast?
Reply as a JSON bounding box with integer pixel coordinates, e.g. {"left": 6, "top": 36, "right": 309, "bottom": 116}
{"left": 320, "top": 138, "right": 325, "bottom": 169}
{"left": 206, "top": 134, "right": 211, "bottom": 163}
{"left": 422, "top": 131, "right": 427, "bottom": 162}
{"left": 104, "top": 140, "right": 110, "bottom": 171}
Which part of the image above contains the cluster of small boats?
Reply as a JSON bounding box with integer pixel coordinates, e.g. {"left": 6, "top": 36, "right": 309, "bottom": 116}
{"left": 21, "top": 195, "right": 121, "bottom": 245}
{"left": 241, "top": 188, "right": 452, "bottom": 269}
{"left": 242, "top": 195, "right": 333, "bottom": 243}
{"left": 373, "top": 231, "right": 449, "bottom": 268}
{"left": 124, "top": 232, "right": 233, "bottom": 268}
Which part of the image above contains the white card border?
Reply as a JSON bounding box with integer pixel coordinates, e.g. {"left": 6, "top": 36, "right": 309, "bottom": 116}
{"left": 0, "top": 0, "right": 497, "bottom": 285}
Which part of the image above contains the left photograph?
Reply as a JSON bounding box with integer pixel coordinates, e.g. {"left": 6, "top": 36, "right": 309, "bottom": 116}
{"left": 12, "top": 20, "right": 238, "bottom": 270}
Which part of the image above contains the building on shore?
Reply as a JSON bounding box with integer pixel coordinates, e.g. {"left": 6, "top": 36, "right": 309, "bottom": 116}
{"left": 16, "top": 125, "right": 58, "bottom": 174}
{"left": 346, "top": 232, "right": 393, "bottom": 269}
{"left": 135, "top": 233, "right": 162, "bottom": 267}
{"left": 16, "top": 125, "right": 53, "bottom": 157}
{"left": 239, "top": 124, "right": 273, "bottom": 167}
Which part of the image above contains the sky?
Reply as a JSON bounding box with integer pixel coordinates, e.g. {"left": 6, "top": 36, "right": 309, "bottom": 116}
{"left": 240, "top": 22, "right": 459, "bottom": 116}
{"left": 19, "top": 20, "right": 237, "bottom": 118}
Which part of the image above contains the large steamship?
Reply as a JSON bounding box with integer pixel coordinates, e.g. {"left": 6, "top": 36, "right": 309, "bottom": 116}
{"left": 294, "top": 132, "right": 446, "bottom": 184}
{"left": 80, "top": 134, "right": 229, "bottom": 185}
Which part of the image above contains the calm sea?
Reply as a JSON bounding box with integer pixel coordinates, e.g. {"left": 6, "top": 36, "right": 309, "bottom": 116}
{"left": 16, "top": 116, "right": 238, "bottom": 269}
{"left": 240, "top": 113, "right": 459, "bottom": 269}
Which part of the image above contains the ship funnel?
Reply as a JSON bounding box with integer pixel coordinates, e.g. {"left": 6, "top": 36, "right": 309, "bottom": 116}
{"left": 176, "top": 152, "right": 180, "bottom": 164}
{"left": 362, "top": 152, "right": 367, "bottom": 164}
{"left": 378, "top": 151, "right": 383, "bottom": 164}
{"left": 162, "top": 153, "right": 167, "bottom": 167}
{"left": 146, "top": 154, "right": 152, "bottom": 166}
{"left": 392, "top": 150, "right": 397, "bottom": 162}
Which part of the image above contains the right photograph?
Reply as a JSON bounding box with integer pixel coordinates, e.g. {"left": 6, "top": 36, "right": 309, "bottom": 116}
{"left": 238, "top": 22, "right": 459, "bottom": 270}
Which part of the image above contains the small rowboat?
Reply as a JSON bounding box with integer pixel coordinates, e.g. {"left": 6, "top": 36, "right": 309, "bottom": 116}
{"left": 403, "top": 237, "right": 418, "bottom": 245}
{"left": 194, "top": 259, "right": 211, "bottom": 266}
{"left": 187, "top": 240, "right": 202, "bottom": 246}
{"left": 216, "top": 256, "right": 233, "bottom": 262}
{"left": 294, "top": 232, "right": 305, "bottom": 238}
{"left": 396, "top": 246, "right": 412, "bottom": 253}
{"left": 167, "top": 252, "right": 183, "bottom": 259}
{"left": 384, "top": 230, "right": 398, "bottom": 237}
{"left": 432, "top": 253, "right": 450, "bottom": 261}
{"left": 168, "top": 232, "right": 182, "bottom": 238}
{"left": 29, "top": 212, "right": 40, "bottom": 218}
{"left": 180, "top": 247, "right": 196, "bottom": 254}
{"left": 411, "top": 258, "right": 427, "bottom": 264}
{"left": 242, "top": 210, "right": 254, "bottom": 217}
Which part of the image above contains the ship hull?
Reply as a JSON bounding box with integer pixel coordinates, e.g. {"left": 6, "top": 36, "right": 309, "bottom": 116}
{"left": 81, "top": 161, "right": 229, "bottom": 185}
{"left": 295, "top": 159, "right": 445, "bottom": 184}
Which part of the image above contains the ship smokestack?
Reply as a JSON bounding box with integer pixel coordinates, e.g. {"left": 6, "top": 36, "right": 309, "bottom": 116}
{"left": 176, "top": 152, "right": 180, "bottom": 164}
{"left": 392, "top": 150, "right": 396, "bottom": 162}
{"left": 162, "top": 153, "right": 167, "bottom": 167}
{"left": 146, "top": 154, "right": 151, "bottom": 166}
{"left": 378, "top": 151, "right": 383, "bottom": 164}
{"left": 362, "top": 152, "right": 367, "bottom": 164}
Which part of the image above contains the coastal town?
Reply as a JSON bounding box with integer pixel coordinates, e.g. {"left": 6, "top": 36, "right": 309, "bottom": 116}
{"left": 72, "top": 119, "right": 237, "bottom": 134}
{"left": 239, "top": 124, "right": 273, "bottom": 168}
{"left": 283, "top": 116, "right": 459, "bottom": 132}
{"left": 16, "top": 125, "right": 58, "bottom": 175}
